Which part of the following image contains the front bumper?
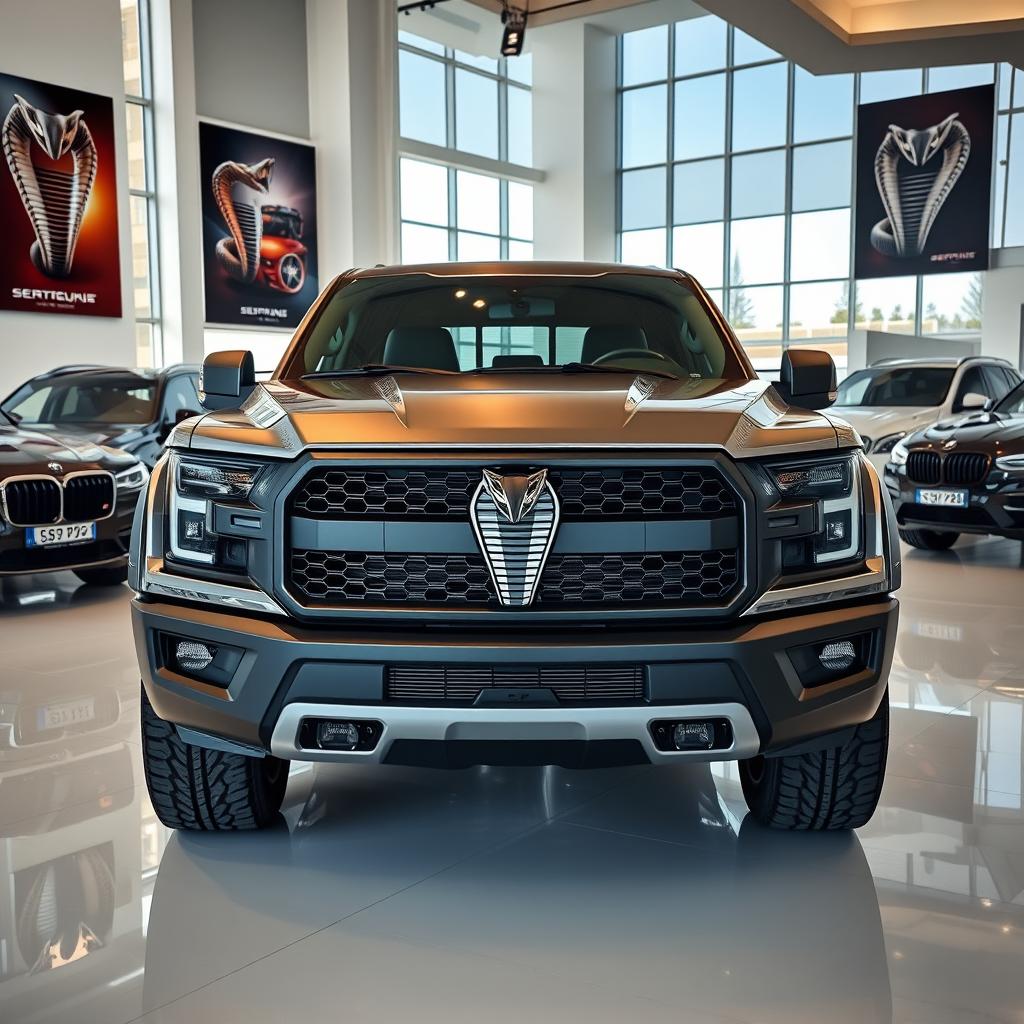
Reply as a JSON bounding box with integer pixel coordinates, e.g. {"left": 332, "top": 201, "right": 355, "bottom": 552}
{"left": 885, "top": 464, "right": 1024, "bottom": 540}
{"left": 133, "top": 596, "right": 898, "bottom": 768}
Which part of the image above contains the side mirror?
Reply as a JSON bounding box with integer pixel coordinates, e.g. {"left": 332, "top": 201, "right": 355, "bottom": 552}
{"left": 200, "top": 350, "right": 255, "bottom": 411}
{"left": 776, "top": 349, "right": 838, "bottom": 410}
{"left": 960, "top": 392, "right": 991, "bottom": 412}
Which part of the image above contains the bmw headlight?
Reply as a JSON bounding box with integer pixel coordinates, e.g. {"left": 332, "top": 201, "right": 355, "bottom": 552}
{"left": 767, "top": 455, "right": 861, "bottom": 566}
{"left": 115, "top": 462, "right": 150, "bottom": 490}
{"left": 169, "top": 453, "right": 264, "bottom": 566}
{"left": 889, "top": 439, "right": 909, "bottom": 467}
{"left": 995, "top": 453, "right": 1024, "bottom": 472}
{"left": 872, "top": 432, "right": 905, "bottom": 455}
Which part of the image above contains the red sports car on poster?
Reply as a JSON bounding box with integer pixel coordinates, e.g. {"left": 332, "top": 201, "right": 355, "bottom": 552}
{"left": 257, "top": 205, "right": 307, "bottom": 294}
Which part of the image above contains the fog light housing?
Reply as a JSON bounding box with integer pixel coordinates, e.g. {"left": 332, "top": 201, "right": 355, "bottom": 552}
{"left": 819, "top": 640, "right": 857, "bottom": 673}
{"left": 788, "top": 632, "right": 872, "bottom": 687}
{"left": 650, "top": 718, "right": 732, "bottom": 752}
{"left": 298, "top": 717, "right": 384, "bottom": 753}
{"left": 176, "top": 640, "right": 214, "bottom": 673}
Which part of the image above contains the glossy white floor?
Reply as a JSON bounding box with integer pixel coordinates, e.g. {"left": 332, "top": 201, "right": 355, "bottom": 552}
{"left": 1, "top": 539, "right": 1023, "bottom": 1023}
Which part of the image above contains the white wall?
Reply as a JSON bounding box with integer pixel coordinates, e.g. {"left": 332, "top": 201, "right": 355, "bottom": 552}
{"left": 0, "top": 0, "right": 136, "bottom": 393}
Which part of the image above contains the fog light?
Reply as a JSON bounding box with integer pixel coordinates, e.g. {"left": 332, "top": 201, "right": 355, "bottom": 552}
{"left": 819, "top": 640, "right": 857, "bottom": 673}
{"left": 316, "top": 720, "right": 360, "bottom": 750}
{"left": 673, "top": 721, "right": 715, "bottom": 750}
{"left": 176, "top": 640, "right": 214, "bottom": 673}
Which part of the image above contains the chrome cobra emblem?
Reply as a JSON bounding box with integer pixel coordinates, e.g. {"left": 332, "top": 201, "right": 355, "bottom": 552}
{"left": 47, "top": 461, "right": 63, "bottom": 474}
{"left": 471, "top": 468, "right": 559, "bottom": 607}
{"left": 871, "top": 111, "right": 970, "bottom": 259}
{"left": 943, "top": 438, "right": 958, "bottom": 451}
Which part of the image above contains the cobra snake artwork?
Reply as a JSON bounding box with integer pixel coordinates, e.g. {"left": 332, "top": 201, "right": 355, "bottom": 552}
{"left": 211, "top": 157, "right": 275, "bottom": 283}
{"left": 2, "top": 94, "right": 97, "bottom": 278}
{"left": 870, "top": 111, "right": 970, "bottom": 259}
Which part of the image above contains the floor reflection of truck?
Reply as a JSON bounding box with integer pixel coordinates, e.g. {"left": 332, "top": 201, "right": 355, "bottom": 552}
{"left": 257, "top": 204, "right": 307, "bottom": 294}
{"left": 0, "top": 680, "right": 146, "bottom": 1019}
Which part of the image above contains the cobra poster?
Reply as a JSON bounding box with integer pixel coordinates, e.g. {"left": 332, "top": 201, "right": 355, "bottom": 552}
{"left": 199, "top": 121, "right": 318, "bottom": 329}
{"left": 854, "top": 84, "right": 994, "bottom": 280}
{"left": 0, "top": 72, "right": 121, "bottom": 317}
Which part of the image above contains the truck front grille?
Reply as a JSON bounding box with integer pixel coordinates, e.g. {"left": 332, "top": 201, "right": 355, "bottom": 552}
{"left": 386, "top": 663, "right": 644, "bottom": 704}
{"left": 290, "top": 466, "right": 736, "bottom": 521}
{"left": 289, "top": 548, "right": 739, "bottom": 607}
{"left": 285, "top": 461, "right": 744, "bottom": 613}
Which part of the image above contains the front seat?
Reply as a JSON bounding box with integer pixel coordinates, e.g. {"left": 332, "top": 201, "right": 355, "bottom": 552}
{"left": 383, "top": 327, "right": 460, "bottom": 372}
{"left": 581, "top": 325, "right": 648, "bottom": 364}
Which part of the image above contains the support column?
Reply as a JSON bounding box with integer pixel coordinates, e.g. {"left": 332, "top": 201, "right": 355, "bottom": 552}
{"left": 531, "top": 21, "right": 617, "bottom": 262}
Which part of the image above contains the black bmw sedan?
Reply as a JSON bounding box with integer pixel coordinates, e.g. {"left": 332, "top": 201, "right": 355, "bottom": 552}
{"left": 885, "top": 381, "right": 1024, "bottom": 550}
{"left": 1, "top": 363, "right": 202, "bottom": 469}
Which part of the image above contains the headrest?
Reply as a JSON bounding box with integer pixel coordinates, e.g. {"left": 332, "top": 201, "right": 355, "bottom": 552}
{"left": 383, "top": 327, "right": 459, "bottom": 372}
{"left": 581, "top": 325, "right": 648, "bottom": 364}
{"left": 491, "top": 354, "right": 545, "bottom": 368}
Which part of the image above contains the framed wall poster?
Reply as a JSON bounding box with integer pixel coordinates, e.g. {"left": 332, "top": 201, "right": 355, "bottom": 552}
{"left": 854, "top": 84, "right": 994, "bottom": 280}
{"left": 0, "top": 72, "right": 122, "bottom": 317}
{"left": 199, "top": 120, "right": 318, "bottom": 329}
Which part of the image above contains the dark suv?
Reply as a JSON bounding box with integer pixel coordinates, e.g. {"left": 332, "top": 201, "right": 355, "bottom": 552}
{"left": 2, "top": 364, "right": 202, "bottom": 469}
{"left": 130, "top": 262, "right": 901, "bottom": 832}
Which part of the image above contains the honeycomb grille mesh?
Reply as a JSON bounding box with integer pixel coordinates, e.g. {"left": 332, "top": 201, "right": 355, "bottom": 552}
{"left": 290, "top": 466, "right": 736, "bottom": 520}
{"left": 289, "top": 549, "right": 739, "bottom": 607}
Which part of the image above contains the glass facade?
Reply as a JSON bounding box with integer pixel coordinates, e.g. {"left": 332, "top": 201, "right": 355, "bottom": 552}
{"left": 397, "top": 32, "right": 534, "bottom": 262}
{"left": 617, "top": 11, "right": 1016, "bottom": 370}
{"left": 121, "top": 0, "right": 161, "bottom": 367}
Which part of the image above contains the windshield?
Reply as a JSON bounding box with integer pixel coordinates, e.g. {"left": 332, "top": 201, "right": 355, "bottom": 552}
{"left": 2, "top": 376, "right": 157, "bottom": 426}
{"left": 996, "top": 381, "right": 1024, "bottom": 416}
{"left": 835, "top": 366, "right": 955, "bottom": 408}
{"left": 278, "top": 273, "right": 749, "bottom": 382}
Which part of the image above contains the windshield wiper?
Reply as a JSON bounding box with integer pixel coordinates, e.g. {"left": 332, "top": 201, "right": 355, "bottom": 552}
{"left": 557, "top": 362, "right": 680, "bottom": 381}
{"left": 302, "top": 364, "right": 455, "bottom": 379}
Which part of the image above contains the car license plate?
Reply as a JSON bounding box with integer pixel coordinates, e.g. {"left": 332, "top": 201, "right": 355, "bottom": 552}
{"left": 37, "top": 696, "right": 96, "bottom": 731}
{"left": 26, "top": 522, "right": 97, "bottom": 547}
{"left": 914, "top": 622, "right": 963, "bottom": 642}
{"left": 915, "top": 488, "right": 968, "bottom": 508}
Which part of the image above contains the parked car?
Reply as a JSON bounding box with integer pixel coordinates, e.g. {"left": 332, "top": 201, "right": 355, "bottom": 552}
{"left": 834, "top": 356, "right": 1021, "bottom": 471}
{"left": 1, "top": 364, "right": 203, "bottom": 469}
{"left": 130, "top": 261, "right": 900, "bottom": 833}
{"left": 0, "top": 415, "right": 147, "bottom": 584}
{"left": 885, "top": 379, "right": 1024, "bottom": 550}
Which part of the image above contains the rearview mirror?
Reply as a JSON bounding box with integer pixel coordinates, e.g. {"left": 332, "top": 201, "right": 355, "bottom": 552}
{"left": 200, "top": 350, "right": 255, "bottom": 411}
{"left": 776, "top": 349, "right": 838, "bottom": 411}
{"left": 960, "top": 392, "right": 991, "bottom": 411}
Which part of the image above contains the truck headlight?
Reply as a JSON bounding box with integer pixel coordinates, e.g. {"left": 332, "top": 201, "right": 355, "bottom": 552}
{"left": 169, "top": 454, "right": 264, "bottom": 566}
{"left": 767, "top": 455, "right": 861, "bottom": 566}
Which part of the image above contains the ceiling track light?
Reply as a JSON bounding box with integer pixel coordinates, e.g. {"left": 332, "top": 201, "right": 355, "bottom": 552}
{"left": 501, "top": 3, "right": 528, "bottom": 57}
{"left": 397, "top": 0, "right": 452, "bottom": 16}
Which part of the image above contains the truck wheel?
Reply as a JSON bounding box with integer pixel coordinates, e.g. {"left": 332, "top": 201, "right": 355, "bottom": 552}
{"left": 739, "top": 690, "right": 888, "bottom": 831}
{"left": 74, "top": 564, "right": 128, "bottom": 586}
{"left": 141, "top": 685, "right": 288, "bottom": 830}
{"left": 898, "top": 528, "right": 958, "bottom": 551}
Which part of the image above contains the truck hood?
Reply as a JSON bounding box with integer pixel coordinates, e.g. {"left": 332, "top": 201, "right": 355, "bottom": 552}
{"left": 182, "top": 373, "right": 848, "bottom": 459}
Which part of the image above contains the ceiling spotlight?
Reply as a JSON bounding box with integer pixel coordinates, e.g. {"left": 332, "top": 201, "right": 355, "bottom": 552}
{"left": 472, "top": 298, "right": 487, "bottom": 309}
{"left": 501, "top": 4, "right": 527, "bottom": 57}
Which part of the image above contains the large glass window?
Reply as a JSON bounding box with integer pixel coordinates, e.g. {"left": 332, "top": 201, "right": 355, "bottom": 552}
{"left": 397, "top": 33, "right": 534, "bottom": 262}
{"left": 617, "top": 11, "right": 1008, "bottom": 369}
{"left": 121, "top": 0, "right": 160, "bottom": 366}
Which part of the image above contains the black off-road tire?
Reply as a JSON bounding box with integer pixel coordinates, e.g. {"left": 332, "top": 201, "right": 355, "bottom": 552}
{"left": 898, "top": 528, "right": 958, "bottom": 551}
{"left": 141, "top": 685, "right": 288, "bottom": 830}
{"left": 74, "top": 563, "right": 129, "bottom": 586}
{"left": 739, "top": 690, "right": 889, "bottom": 830}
